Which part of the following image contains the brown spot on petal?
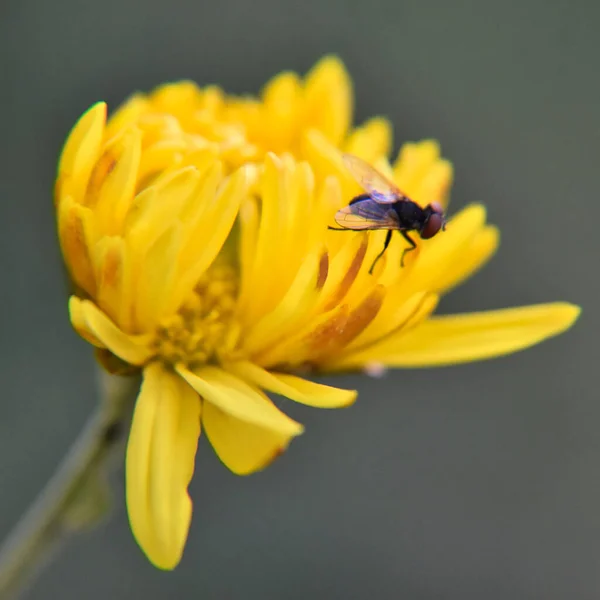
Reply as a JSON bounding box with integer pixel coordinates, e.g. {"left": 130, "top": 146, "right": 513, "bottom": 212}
{"left": 270, "top": 446, "right": 286, "bottom": 462}
{"left": 84, "top": 151, "right": 117, "bottom": 208}
{"left": 324, "top": 236, "right": 368, "bottom": 310}
{"left": 96, "top": 238, "right": 129, "bottom": 328}
{"left": 99, "top": 243, "right": 121, "bottom": 290}
{"left": 336, "top": 285, "right": 385, "bottom": 346}
{"left": 350, "top": 292, "right": 438, "bottom": 357}
{"left": 311, "top": 285, "right": 385, "bottom": 361}
{"left": 252, "top": 444, "right": 288, "bottom": 473}
{"left": 317, "top": 252, "right": 329, "bottom": 290}
{"left": 59, "top": 203, "right": 96, "bottom": 296}
{"left": 303, "top": 304, "right": 350, "bottom": 357}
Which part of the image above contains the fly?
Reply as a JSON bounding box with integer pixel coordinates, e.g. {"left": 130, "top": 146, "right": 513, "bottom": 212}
{"left": 330, "top": 153, "right": 447, "bottom": 274}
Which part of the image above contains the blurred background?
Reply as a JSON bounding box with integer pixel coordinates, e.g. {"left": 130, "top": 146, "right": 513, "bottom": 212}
{"left": 1, "top": 0, "right": 598, "bottom": 598}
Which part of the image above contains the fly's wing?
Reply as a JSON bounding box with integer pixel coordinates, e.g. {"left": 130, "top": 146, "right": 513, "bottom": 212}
{"left": 342, "top": 153, "right": 405, "bottom": 204}
{"left": 334, "top": 198, "right": 399, "bottom": 230}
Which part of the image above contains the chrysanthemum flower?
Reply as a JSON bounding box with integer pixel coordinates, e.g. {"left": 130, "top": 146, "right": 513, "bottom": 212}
{"left": 54, "top": 56, "right": 579, "bottom": 569}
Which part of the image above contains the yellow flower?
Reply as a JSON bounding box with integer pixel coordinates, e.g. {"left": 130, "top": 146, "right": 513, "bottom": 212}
{"left": 54, "top": 56, "right": 580, "bottom": 570}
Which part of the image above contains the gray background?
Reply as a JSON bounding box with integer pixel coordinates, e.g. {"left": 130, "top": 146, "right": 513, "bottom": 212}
{"left": 1, "top": 0, "right": 597, "bottom": 598}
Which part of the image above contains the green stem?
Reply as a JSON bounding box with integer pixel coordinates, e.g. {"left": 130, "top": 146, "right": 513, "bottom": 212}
{"left": 0, "top": 370, "right": 139, "bottom": 600}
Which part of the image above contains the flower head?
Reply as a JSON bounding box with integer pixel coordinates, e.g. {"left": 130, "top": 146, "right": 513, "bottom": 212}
{"left": 55, "top": 56, "right": 580, "bottom": 569}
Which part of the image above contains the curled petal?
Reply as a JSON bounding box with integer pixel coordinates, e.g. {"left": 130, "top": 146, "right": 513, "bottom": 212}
{"left": 69, "top": 296, "right": 103, "bottom": 347}
{"left": 126, "top": 363, "right": 201, "bottom": 569}
{"left": 69, "top": 297, "right": 153, "bottom": 365}
{"left": 177, "top": 365, "right": 304, "bottom": 437}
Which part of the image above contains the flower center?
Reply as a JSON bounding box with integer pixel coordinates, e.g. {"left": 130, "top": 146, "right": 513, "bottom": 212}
{"left": 151, "top": 262, "right": 240, "bottom": 369}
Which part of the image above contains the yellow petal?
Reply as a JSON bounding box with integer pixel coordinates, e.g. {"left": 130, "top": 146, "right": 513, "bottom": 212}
{"left": 255, "top": 276, "right": 386, "bottom": 367}
{"left": 126, "top": 363, "right": 201, "bottom": 569}
{"left": 262, "top": 70, "right": 301, "bottom": 106}
{"left": 341, "top": 291, "right": 434, "bottom": 355}
{"left": 344, "top": 117, "right": 392, "bottom": 163}
{"left": 393, "top": 140, "right": 450, "bottom": 205}
{"left": 202, "top": 400, "right": 293, "bottom": 475}
{"left": 68, "top": 295, "right": 103, "bottom": 347}
{"left": 403, "top": 204, "right": 487, "bottom": 294}
{"left": 412, "top": 158, "right": 453, "bottom": 209}
{"left": 149, "top": 80, "right": 203, "bottom": 116}
{"left": 176, "top": 365, "right": 304, "bottom": 437}
{"left": 70, "top": 297, "right": 153, "bottom": 365}
{"left": 238, "top": 155, "right": 318, "bottom": 318}
{"left": 57, "top": 196, "right": 97, "bottom": 296}
{"left": 235, "top": 154, "right": 285, "bottom": 320}
{"left": 301, "top": 129, "right": 354, "bottom": 200}
{"left": 241, "top": 250, "right": 321, "bottom": 355}
{"left": 92, "top": 127, "right": 142, "bottom": 234}
{"left": 105, "top": 94, "right": 148, "bottom": 139}
{"left": 167, "top": 165, "right": 251, "bottom": 316}
{"left": 56, "top": 102, "right": 107, "bottom": 205}
{"left": 343, "top": 303, "right": 581, "bottom": 368}
{"left": 137, "top": 114, "right": 185, "bottom": 152}
{"left": 303, "top": 55, "right": 352, "bottom": 146}
{"left": 276, "top": 161, "right": 316, "bottom": 290}
{"left": 313, "top": 172, "right": 346, "bottom": 244}
{"left": 125, "top": 166, "right": 205, "bottom": 287}
{"left": 126, "top": 167, "right": 201, "bottom": 247}
{"left": 314, "top": 286, "right": 387, "bottom": 362}
{"left": 137, "top": 139, "right": 188, "bottom": 182}
{"left": 93, "top": 236, "right": 133, "bottom": 331}
{"left": 178, "top": 159, "right": 223, "bottom": 225}
{"left": 237, "top": 197, "right": 260, "bottom": 308}
{"left": 254, "top": 302, "right": 347, "bottom": 368}
{"left": 260, "top": 71, "right": 302, "bottom": 152}
{"left": 227, "top": 361, "right": 356, "bottom": 408}
{"left": 318, "top": 235, "right": 368, "bottom": 311}
{"left": 435, "top": 225, "right": 499, "bottom": 294}
{"left": 134, "top": 223, "right": 182, "bottom": 331}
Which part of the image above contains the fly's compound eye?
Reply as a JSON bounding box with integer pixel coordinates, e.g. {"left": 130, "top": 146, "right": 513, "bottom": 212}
{"left": 421, "top": 212, "right": 444, "bottom": 239}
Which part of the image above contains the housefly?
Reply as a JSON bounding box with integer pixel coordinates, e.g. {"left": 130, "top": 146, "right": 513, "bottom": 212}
{"left": 330, "top": 153, "right": 447, "bottom": 274}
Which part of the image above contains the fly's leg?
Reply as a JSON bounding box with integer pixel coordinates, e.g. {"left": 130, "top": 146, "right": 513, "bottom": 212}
{"left": 400, "top": 231, "right": 417, "bottom": 267}
{"left": 369, "top": 229, "right": 393, "bottom": 274}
